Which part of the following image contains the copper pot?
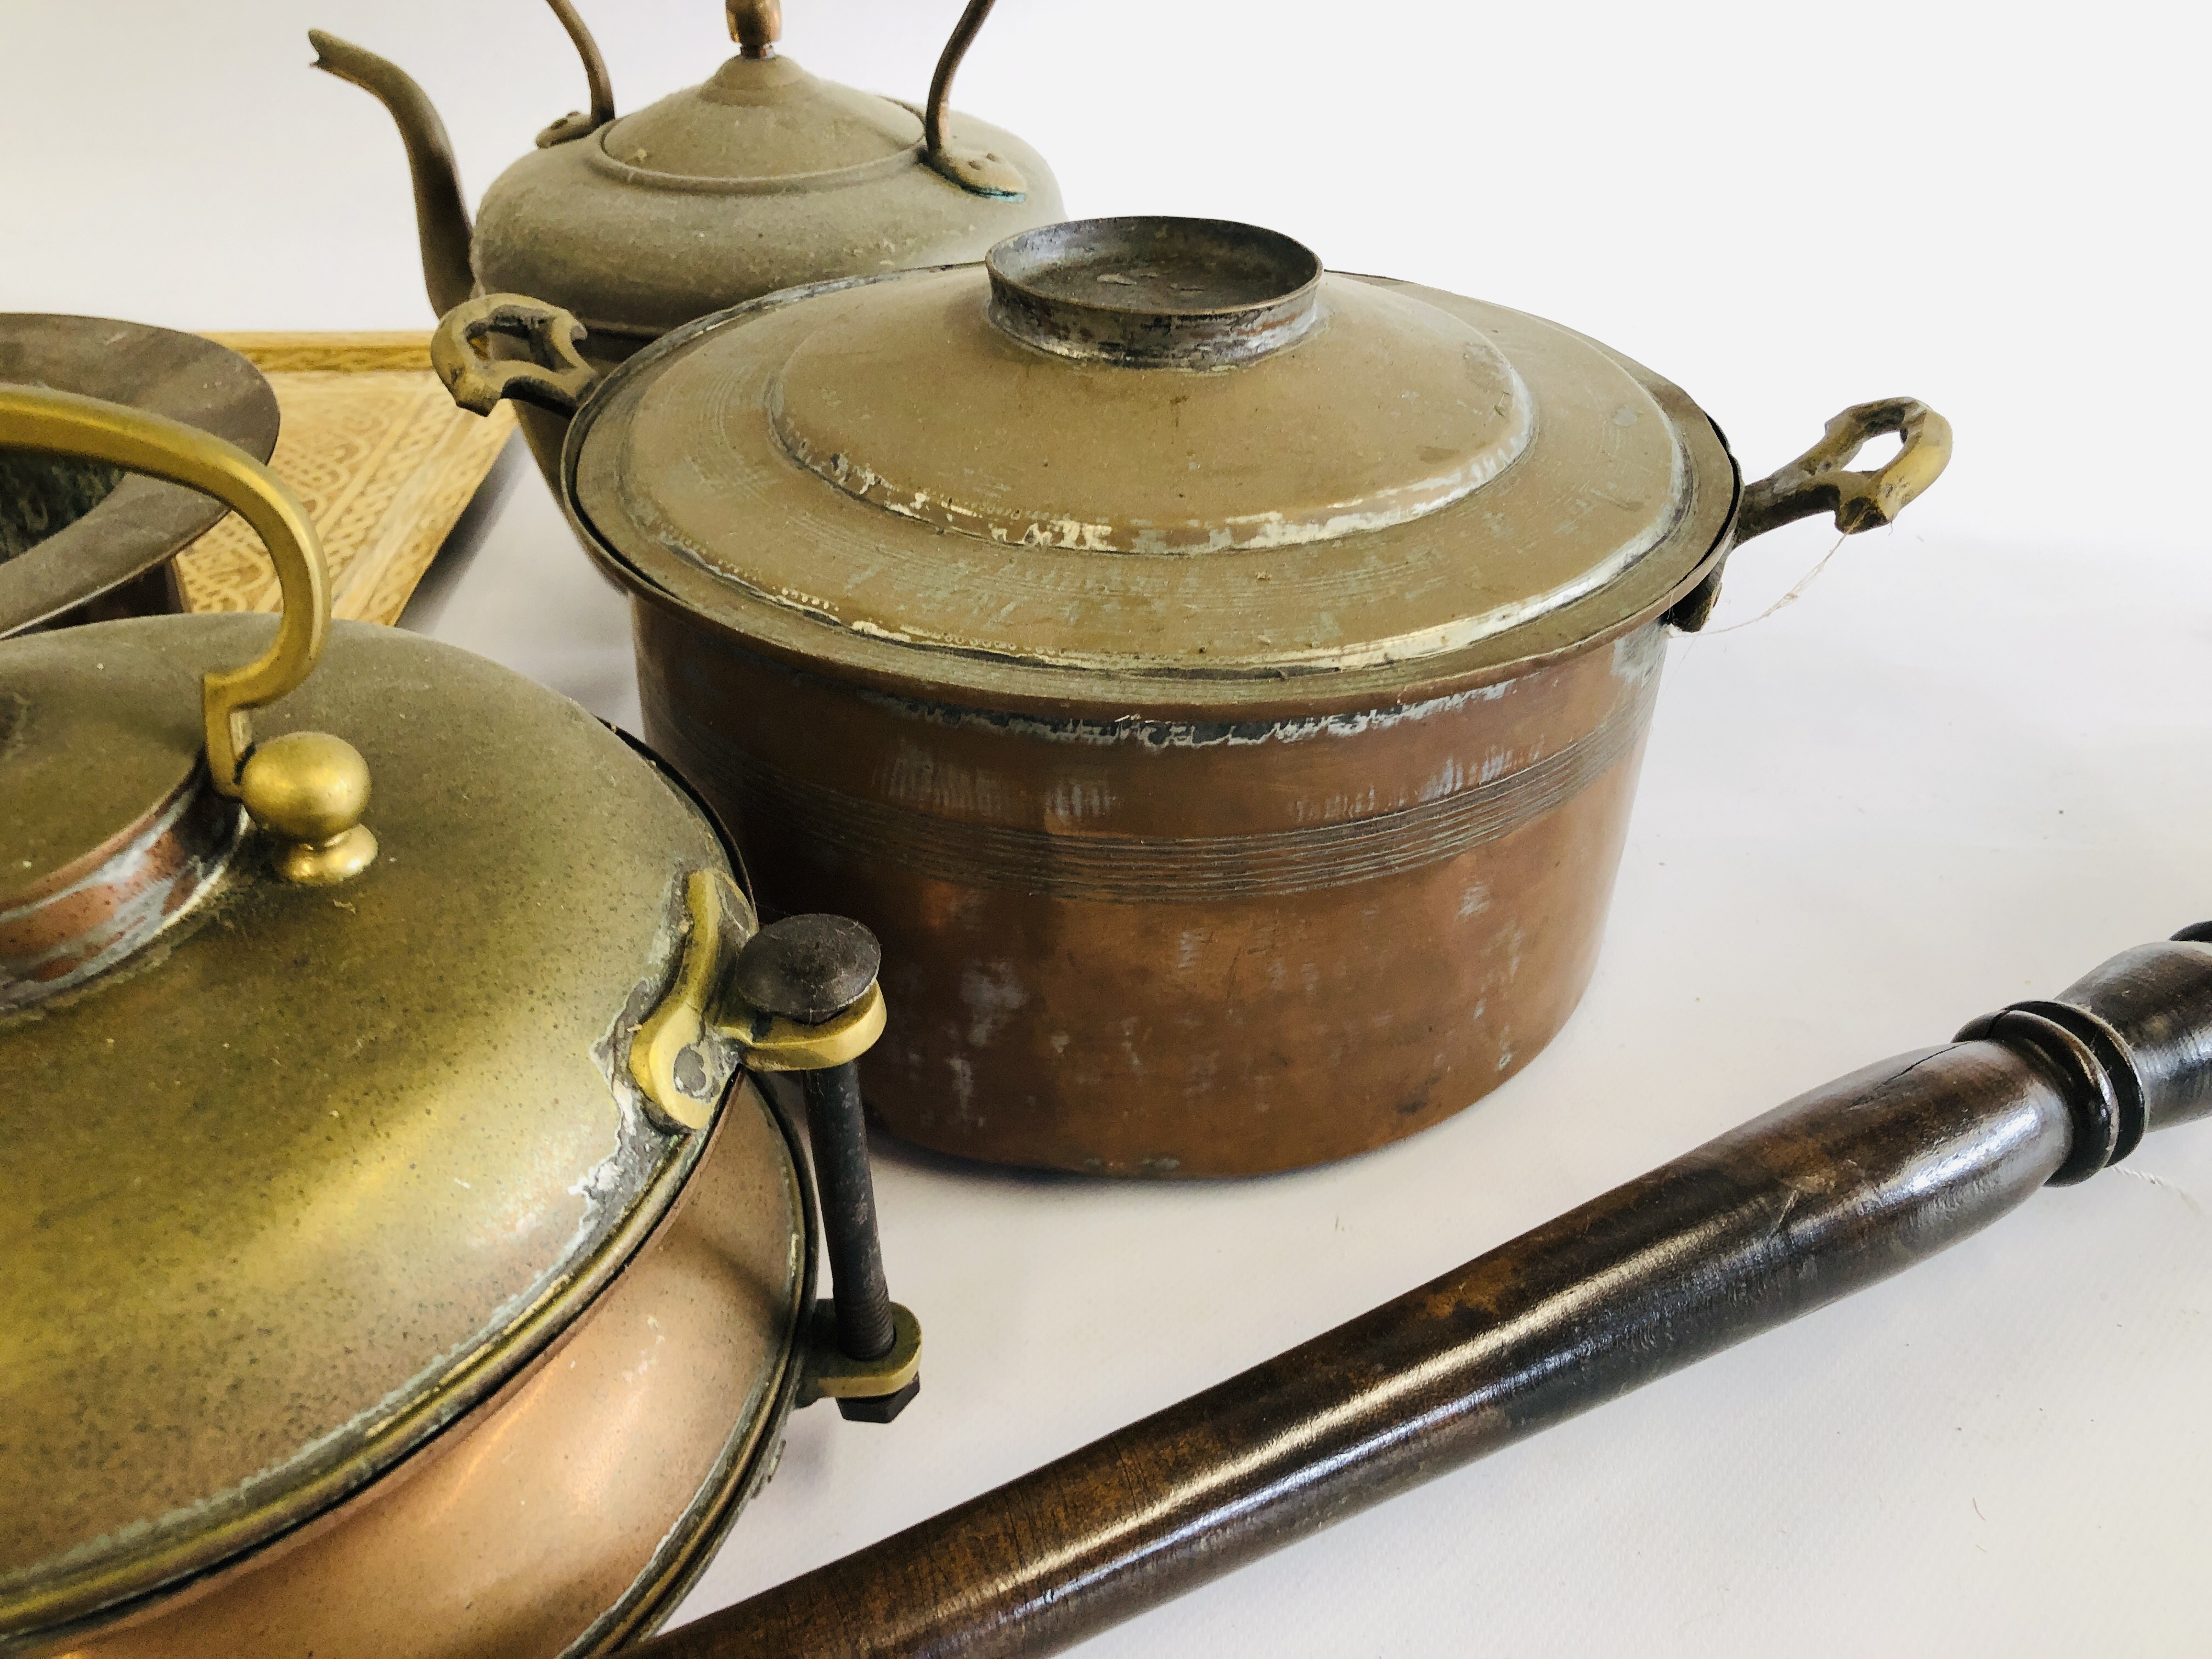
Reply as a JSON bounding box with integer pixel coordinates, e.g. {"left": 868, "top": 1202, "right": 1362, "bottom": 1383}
{"left": 0, "top": 388, "right": 917, "bottom": 1656}
{"left": 436, "top": 216, "right": 1951, "bottom": 1176}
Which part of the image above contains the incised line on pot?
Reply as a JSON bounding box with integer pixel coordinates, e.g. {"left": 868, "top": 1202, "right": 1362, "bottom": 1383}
{"left": 704, "top": 669, "right": 1660, "bottom": 902}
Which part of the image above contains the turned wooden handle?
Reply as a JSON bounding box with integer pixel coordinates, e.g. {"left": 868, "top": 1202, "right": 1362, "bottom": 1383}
{"left": 632, "top": 936, "right": 2212, "bottom": 1657}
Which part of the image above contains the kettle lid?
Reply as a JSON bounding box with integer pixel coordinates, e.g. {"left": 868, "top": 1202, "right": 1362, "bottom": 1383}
{"left": 582, "top": 0, "right": 1030, "bottom": 196}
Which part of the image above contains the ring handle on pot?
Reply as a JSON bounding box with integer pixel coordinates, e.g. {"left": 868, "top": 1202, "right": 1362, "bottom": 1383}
{"left": 1737, "top": 398, "right": 1952, "bottom": 542}
{"left": 1669, "top": 397, "right": 1953, "bottom": 631}
{"left": 923, "top": 0, "right": 1029, "bottom": 198}
{"left": 431, "top": 294, "right": 602, "bottom": 417}
{"left": 0, "top": 386, "right": 377, "bottom": 886}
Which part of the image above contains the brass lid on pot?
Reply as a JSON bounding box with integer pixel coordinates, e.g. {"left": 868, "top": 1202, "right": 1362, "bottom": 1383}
{"left": 0, "top": 391, "right": 798, "bottom": 1640}
{"left": 567, "top": 217, "right": 1737, "bottom": 715}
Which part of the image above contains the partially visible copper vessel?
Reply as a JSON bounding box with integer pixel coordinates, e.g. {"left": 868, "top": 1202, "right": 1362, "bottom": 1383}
{"left": 436, "top": 216, "right": 1951, "bottom": 1176}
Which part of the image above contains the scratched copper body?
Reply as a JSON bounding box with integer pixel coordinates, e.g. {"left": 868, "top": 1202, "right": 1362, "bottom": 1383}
{"left": 439, "top": 214, "right": 1952, "bottom": 1175}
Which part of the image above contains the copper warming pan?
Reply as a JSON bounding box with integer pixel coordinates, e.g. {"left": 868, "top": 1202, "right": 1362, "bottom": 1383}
{"left": 0, "top": 387, "right": 918, "bottom": 1658}
{"left": 435, "top": 216, "right": 1951, "bottom": 1176}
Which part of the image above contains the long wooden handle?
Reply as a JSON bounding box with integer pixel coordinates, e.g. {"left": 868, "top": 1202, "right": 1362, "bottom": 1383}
{"left": 637, "top": 935, "right": 2212, "bottom": 1658}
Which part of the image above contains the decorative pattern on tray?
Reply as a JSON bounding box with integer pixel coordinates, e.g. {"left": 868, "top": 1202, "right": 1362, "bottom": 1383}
{"left": 177, "top": 332, "right": 515, "bottom": 625}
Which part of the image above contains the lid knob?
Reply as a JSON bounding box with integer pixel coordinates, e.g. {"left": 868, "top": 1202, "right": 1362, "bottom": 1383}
{"left": 732, "top": 914, "right": 882, "bottom": 1024}
{"left": 727, "top": 0, "right": 781, "bottom": 57}
{"left": 239, "top": 731, "right": 379, "bottom": 887}
{"left": 985, "top": 217, "right": 1324, "bottom": 370}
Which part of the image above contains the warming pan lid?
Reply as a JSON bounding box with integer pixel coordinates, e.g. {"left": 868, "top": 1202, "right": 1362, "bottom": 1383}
{"left": 569, "top": 216, "right": 1736, "bottom": 715}
{"left": 0, "top": 621, "right": 794, "bottom": 1644}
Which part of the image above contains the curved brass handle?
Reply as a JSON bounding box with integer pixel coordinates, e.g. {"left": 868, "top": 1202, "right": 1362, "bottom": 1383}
{"left": 0, "top": 387, "right": 377, "bottom": 885}
{"left": 923, "top": 0, "right": 1028, "bottom": 198}
{"left": 1736, "top": 398, "right": 1953, "bottom": 543}
{"left": 1669, "top": 397, "right": 1953, "bottom": 631}
{"left": 431, "top": 294, "right": 602, "bottom": 417}
{"left": 532, "top": 0, "right": 617, "bottom": 148}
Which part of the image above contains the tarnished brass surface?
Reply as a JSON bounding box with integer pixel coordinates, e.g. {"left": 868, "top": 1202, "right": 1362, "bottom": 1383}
{"left": 0, "top": 638, "right": 237, "bottom": 1012}
{"left": 0, "top": 317, "right": 278, "bottom": 636}
{"left": 49, "top": 1077, "right": 809, "bottom": 1659}
{"left": 633, "top": 868, "right": 758, "bottom": 1133}
{"left": 433, "top": 294, "right": 601, "bottom": 417}
{"left": 0, "top": 386, "right": 332, "bottom": 796}
{"left": 315, "top": 0, "right": 1061, "bottom": 495}
{"left": 0, "top": 618, "right": 736, "bottom": 1641}
{"left": 571, "top": 267, "right": 1726, "bottom": 718}
{"left": 922, "top": 1, "right": 1028, "bottom": 198}
{"left": 0, "top": 637, "right": 204, "bottom": 910}
{"left": 724, "top": 981, "right": 888, "bottom": 1073}
{"left": 0, "top": 383, "right": 376, "bottom": 1008}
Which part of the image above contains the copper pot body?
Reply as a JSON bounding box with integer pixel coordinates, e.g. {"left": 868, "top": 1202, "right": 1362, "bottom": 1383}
{"left": 640, "top": 601, "right": 1667, "bottom": 1177}
{"left": 39, "top": 1078, "right": 808, "bottom": 1659}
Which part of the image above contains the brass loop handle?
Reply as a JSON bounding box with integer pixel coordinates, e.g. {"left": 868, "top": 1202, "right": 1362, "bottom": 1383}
{"left": 1667, "top": 397, "right": 1953, "bottom": 631}
{"left": 924, "top": 0, "right": 1028, "bottom": 199}
{"left": 0, "top": 387, "right": 325, "bottom": 791}
{"left": 533, "top": 0, "right": 617, "bottom": 148}
{"left": 431, "top": 294, "right": 602, "bottom": 417}
{"left": 0, "top": 387, "right": 377, "bottom": 884}
{"left": 1735, "top": 397, "right": 1953, "bottom": 544}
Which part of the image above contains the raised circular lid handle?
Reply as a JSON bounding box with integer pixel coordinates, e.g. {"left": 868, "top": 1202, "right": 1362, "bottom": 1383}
{"left": 985, "top": 217, "right": 1325, "bottom": 369}
{"left": 0, "top": 387, "right": 376, "bottom": 885}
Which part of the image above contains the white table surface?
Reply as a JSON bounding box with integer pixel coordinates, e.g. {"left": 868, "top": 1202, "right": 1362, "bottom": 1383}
{"left": 12, "top": 2, "right": 2212, "bottom": 1653}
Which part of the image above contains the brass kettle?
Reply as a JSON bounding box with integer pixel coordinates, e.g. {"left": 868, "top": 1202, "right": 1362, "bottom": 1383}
{"left": 311, "top": 0, "right": 1064, "bottom": 490}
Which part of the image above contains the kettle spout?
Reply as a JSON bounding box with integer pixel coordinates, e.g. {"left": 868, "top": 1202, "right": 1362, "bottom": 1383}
{"left": 309, "top": 30, "right": 475, "bottom": 319}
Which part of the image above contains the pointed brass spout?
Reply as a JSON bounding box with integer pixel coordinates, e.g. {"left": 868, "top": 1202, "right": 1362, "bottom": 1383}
{"left": 309, "top": 1, "right": 615, "bottom": 320}
{"left": 308, "top": 29, "right": 476, "bottom": 319}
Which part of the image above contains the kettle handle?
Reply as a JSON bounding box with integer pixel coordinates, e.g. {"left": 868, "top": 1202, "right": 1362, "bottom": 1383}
{"left": 923, "top": 0, "right": 1030, "bottom": 198}
{"left": 1667, "top": 397, "right": 1953, "bottom": 631}
{"left": 532, "top": 0, "right": 619, "bottom": 148}
{"left": 0, "top": 387, "right": 378, "bottom": 884}
{"left": 431, "top": 295, "right": 605, "bottom": 417}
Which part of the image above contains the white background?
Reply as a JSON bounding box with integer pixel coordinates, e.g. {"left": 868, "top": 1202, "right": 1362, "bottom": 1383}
{"left": 10, "top": 2, "right": 2212, "bottom": 1654}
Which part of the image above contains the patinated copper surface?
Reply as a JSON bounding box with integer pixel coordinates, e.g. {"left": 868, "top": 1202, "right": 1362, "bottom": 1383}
{"left": 639, "top": 608, "right": 1672, "bottom": 1175}
{"left": 43, "top": 1077, "right": 809, "bottom": 1659}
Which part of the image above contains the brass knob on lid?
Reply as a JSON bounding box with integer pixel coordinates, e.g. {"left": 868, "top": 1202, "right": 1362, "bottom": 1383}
{"left": 240, "top": 731, "right": 378, "bottom": 887}
{"left": 727, "top": 0, "right": 781, "bottom": 56}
